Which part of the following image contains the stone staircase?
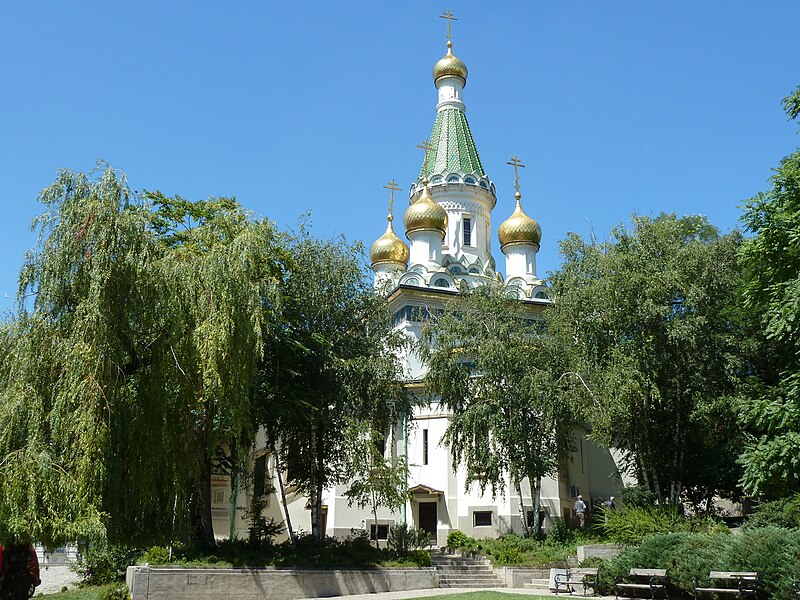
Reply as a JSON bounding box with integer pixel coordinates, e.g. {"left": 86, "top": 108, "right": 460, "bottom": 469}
{"left": 431, "top": 551, "right": 506, "bottom": 588}
{"left": 522, "top": 567, "right": 551, "bottom": 592}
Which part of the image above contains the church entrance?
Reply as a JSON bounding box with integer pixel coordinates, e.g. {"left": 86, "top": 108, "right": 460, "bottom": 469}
{"left": 418, "top": 501, "right": 437, "bottom": 537}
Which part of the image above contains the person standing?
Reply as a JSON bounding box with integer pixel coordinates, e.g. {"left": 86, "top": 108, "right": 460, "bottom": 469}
{"left": 574, "top": 495, "right": 587, "bottom": 529}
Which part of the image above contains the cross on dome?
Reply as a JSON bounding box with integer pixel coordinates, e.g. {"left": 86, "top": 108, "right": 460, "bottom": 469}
{"left": 506, "top": 155, "right": 526, "bottom": 197}
{"left": 439, "top": 10, "right": 458, "bottom": 43}
{"left": 383, "top": 179, "right": 401, "bottom": 219}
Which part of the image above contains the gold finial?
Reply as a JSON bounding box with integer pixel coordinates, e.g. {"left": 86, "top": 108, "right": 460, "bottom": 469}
{"left": 383, "top": 179, "right": 401, "bottom": 220}
{"left": 439, "top": 10, "right": 458, "bottom": 45}
{"left": 417, "top": 139, "right": 435, "bottom": 183}
{"left": 506, "top": 154, "right": 526, "bottom": 199}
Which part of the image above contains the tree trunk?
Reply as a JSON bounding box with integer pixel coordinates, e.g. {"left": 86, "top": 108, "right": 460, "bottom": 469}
{"left": 372, "top": 489, "right": 380, "bottom": 552}
{"left": 196, "top": 454, "right": 216, "bottom": 548}
{"left": 273, "top": 444, "right": 296, "bottom": 548}
{"left": 516, "top": 479, "right": 530, "bottom": 538}
{"left": 529, "top": 475, "right": 542, "bottom": 537}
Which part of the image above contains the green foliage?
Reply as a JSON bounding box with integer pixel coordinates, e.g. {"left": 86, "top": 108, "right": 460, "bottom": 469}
{"left": 446, "top": 530, "right": 476, "bottom": 549}
{"left": 550, "top": 213, "right": 746, "bottom": 504}
{"left": 619, "top": 485, "right": 657, "bottom": 508}
{"left": 73, "top": 541, "right": 141, "bottom": 585}
{"left": 597, "top": 529, "right": 800, "bottom": 599}
{"left": 420, "top": 284, "right": 579, "bottom": 534}
{"left": 478, "top": 532, "right": 589, "bottom": 567}
{"left": 387, "top": 524, "right": 433, "bottom": 554}
{"left": 132, "top": 534, "right": 430, "bottom": 569}
{"left": 743, "top": 494, "right": 800, "bottom": 529}
{"left": 0, "top": 164, "right": 287, "bottom": 547}
{"left": 546, "top": 517, "right": 570, "bottom": 544}
{"left": 99, "top": 584, "right": 129, "bottom": 600}
{"left": 259, "top": 229, "right": 412, "bottom": 541}
{"left": 600, "top": 505, "right": 728, "bottom": 546}
{"left": 738, "top": 87, "right": 800, "bottom": 497}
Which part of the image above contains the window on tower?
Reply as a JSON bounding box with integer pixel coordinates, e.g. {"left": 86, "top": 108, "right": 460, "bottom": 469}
{"left": 423, "top": 429, "right": 429, "bottom": 465}
{"left": 463, "top": 217, "right": 472, "bottom": 246}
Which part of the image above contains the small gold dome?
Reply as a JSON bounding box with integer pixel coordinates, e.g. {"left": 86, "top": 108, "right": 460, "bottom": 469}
{"left": 499, "top": 193, "right": 541, "bottom": 250}
{"left": 404, "top": 183, "right": 447, "bottom": 237}
{"left": 370, "top": 216, "right": 409, "bottom": 266}
{"left": 433, "top": 42, "right": 468, "bottom": 84}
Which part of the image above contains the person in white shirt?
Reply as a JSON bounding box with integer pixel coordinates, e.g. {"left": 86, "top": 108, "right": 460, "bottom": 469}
{"left": 574, "top": 495, "right": 587, "bottom": 529}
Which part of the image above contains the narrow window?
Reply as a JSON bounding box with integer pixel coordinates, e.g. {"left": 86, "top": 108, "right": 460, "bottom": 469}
{"left": 463, "top": 217, "right": 472, "bottom": 246}
{"left": 473, "top": 511, "right": 492, "bottom": 527}
{"left": 253, "top": 455, "right": 267, "bottom": 498}
{"left": 423, "top": 429, "right": 429, "bottom": 465}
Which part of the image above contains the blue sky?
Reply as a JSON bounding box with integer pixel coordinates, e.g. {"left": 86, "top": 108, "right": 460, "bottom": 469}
{"left": 2, "top": 1, "right": 799, "bottom": 311}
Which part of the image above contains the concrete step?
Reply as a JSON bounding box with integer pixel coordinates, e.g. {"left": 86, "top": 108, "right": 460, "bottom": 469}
{"left": 440, "top": 581, "right": 506, "bottom": 588}
{"left": 524, "top": 578, "right": 551, "bottom": 590}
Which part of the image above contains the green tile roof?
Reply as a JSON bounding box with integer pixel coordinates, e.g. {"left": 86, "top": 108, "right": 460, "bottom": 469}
{"left": 419, "top": 108, "right": 486, "bottom": 179}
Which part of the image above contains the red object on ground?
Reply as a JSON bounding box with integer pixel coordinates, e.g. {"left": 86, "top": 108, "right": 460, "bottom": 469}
{"left": 0, "top": 544, "right": 40, "bottom": 599}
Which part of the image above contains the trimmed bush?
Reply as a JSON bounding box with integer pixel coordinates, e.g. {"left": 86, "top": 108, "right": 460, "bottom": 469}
{"left": 597, "top": 528, "right": 800, "bottom": 599}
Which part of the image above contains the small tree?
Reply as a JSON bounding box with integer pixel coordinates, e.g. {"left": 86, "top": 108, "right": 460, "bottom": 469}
{"left": 344, "top": 423, "right": 410, "bottom": 551}
{"left": 420, "top": 285, "right": 578, "bottom": 536}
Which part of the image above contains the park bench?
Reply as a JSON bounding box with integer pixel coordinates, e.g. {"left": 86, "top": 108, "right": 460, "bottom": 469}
{"left": 615, "top": 568, "right": 669, "bottom": 599}
{"left": 553, "top": 567, "right": 599, "bottom": 595}
{"left": 693, "top": 571, "right": 758, "bottom": 599}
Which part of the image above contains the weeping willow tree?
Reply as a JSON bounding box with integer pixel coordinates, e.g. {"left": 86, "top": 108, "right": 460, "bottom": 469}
{"left": 0, "top": 163, "right": 285, "bottom": 547}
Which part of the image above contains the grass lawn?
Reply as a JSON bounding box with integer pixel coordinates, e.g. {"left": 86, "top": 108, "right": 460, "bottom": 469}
{"left": 35, "top": 585, "right": 114, "bottom": 599}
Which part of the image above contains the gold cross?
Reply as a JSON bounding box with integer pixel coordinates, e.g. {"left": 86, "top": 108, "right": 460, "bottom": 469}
{"left": 417, "top": 139, "right": 434, "bottom": 163}
{"left": 439, "top": 10, "right": 458, "bottom": 43}
{"left": 506, "top": 154, "right": 526, "bottom": 195}
{"left": 383, "top": 179, "right": 401, "bottom": 214}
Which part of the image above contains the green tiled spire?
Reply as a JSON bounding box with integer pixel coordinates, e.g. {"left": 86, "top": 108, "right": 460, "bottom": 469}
{"left": 419, "top": 108, "right": 486, "bottom": 179}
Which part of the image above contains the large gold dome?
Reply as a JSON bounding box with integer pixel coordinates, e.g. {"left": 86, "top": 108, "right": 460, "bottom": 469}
{"left": 404, "top": 185, "right": 447, "bottom": 237}
{"left": 498, "top": 193, "right": 541, "bottom": 250}
{"left": 433, "top": 41, "right": 468, "bottom": 84}
{"left": 370, "top": 216, "right": 409, "bottom": 266}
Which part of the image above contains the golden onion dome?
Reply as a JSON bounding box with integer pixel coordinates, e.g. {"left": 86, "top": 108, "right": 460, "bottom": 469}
{"left": 370, "top": 215, "right": 409, "bottom": 267}
{"left": 498, "top": 193, "right": 542, "bottom": 250}
{"left": 433, "top": 41, "right": 468, "bottom": 85}
{"left": 404, "top": 182, "right": 447, "bottom": 237}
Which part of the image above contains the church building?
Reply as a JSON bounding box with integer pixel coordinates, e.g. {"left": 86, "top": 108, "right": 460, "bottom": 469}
{"left": 213, "top": 20, "right": 624, "bottom": 544}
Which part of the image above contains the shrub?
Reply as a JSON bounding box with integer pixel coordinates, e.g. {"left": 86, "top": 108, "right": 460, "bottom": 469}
{"left": 388, "top": 524, "right": 432, "bottom": 554}
{"left": 446, "top": 530, "right": 474, "bottom": 549}
{"left": 546, "top": 517, "right": 570, "bottom": 544}
{"left": 100, "top": 584, "right": 130, "bottom": 600}
{"left": 73, "top": 541, "right": 141, "bottom": 585}
{"left": 619, "top": 485, "right": 657, "bottom": 508}
{"left": 597, "top": 528, "right": 800, "bottom": 599}
{"left": 744, "top": 495, "right": 800, "bottom": 529}
{"left": 601, "top": 505, "right": 727, "bottom": 545}
{"left": 407, "top": 549, "right": 432, "bottom": 567}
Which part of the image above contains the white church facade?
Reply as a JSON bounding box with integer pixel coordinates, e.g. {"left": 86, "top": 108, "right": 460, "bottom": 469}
{"left": 212, "top": 26, "right": 625, "bottom": 544}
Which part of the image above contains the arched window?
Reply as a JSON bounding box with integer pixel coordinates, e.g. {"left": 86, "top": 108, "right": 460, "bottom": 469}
{"left": 431, "top": 175, "right": 444, "bottom": 185}
{"left": 535, "top": 291, "right": 548, "bottom": 299}
{"left": 479, "top": 180, "right": 489, "bottom": 190}
{"left": 464, "top": 176, "right": 476, "bottom": 185}
{"left": 447, "top": 175, "right": 460, "bottom": 183}
{"left": 433, "top": 278, "right": 450, "bottom": 288}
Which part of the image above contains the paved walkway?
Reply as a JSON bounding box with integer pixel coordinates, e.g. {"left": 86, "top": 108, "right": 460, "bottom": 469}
{"left": 298, "top": 588, "right": 616, "bottom": 600}
{"left": 37, "top": 565, "right": 81, "bottom": 595}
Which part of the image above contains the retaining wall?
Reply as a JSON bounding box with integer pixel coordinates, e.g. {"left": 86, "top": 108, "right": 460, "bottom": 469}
{"left": 126, "top": 566, "right": 438, "bottom": 600}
